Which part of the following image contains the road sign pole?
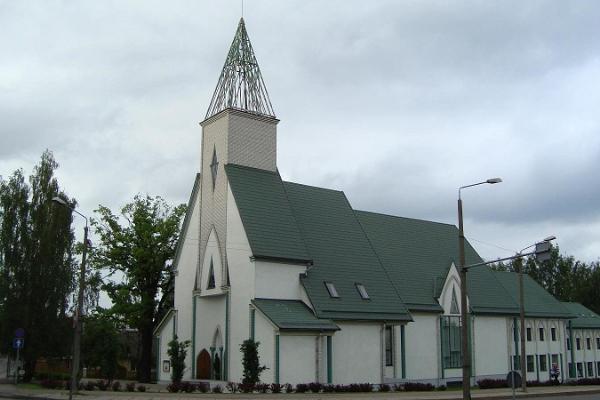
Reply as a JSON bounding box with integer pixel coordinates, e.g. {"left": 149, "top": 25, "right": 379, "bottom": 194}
{"left": 15, "top": 347, "right": 19, "bottom": 385}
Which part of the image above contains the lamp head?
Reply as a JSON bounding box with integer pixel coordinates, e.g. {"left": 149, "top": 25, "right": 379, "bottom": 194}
{"left": 486, "top": 178, "right": 503, "bottom": 184}
{"left": 543, "top": 235, "right": 557, "bottom": 242}
{"left": 52, "top": 196, "right": 68, "bottom": 206}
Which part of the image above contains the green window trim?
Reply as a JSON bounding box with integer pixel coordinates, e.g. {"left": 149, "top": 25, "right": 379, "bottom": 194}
{"left": 275, "top": 335, "right": 280, "bottom": 384}
{"left": 327, "top": 336, "right": 333, "bottom": 384}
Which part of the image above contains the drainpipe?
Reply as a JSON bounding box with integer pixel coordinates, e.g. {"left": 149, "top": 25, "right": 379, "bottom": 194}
{"left": 568, "top": 320, "right": 575, "bottom": 379}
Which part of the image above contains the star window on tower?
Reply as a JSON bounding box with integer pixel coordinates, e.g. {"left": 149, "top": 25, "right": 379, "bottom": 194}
{"left": 210, "top": 147, "right": 219, "bottom": 190}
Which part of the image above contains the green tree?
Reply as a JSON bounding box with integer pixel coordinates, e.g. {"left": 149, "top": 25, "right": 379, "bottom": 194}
{"left": 90, "top": 195, "right": 185, "bottom": 382}
{"left": 167, "top": 336, "right": 190, "bottom": 384}
{"left": 0, "top": 151, "right": 76, "bottom": 380}
{"left": 240, "top": 339, "right": 266, "bottom": 386}
{"left": 82, "top": 312, "right": 121, "bottom": 381}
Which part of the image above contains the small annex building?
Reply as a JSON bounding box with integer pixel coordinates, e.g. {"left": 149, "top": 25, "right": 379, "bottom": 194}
{"left": 155, "top": 18, "right": 592, "bottom": 386}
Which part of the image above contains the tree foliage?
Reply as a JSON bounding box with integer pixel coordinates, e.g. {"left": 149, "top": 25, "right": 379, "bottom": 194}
{"left": 90, "top": 195, "right": 185, "bottom": 382}
{"left": 167, "top": 336, "right": 190, "bottom": 384}
{"left": 491, "top": 246, "right": 600, "bottom": 314}
{"left": 0, "top": 150, "right": 76, "bottom": 380}
{"left": 82, "top": 312, "right": 121, "bottom": 381}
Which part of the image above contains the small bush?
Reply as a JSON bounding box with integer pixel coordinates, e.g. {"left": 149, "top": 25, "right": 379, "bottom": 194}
{"left": 283, "top": 383, "right": 293, "bottom": 393}
{"left": 393, "top": 383, "right": 403, "bottom": 391}
{"left": 359, "top": 383, "right": 373, "bottom": 392}
{"left": 196, "top": 381, "right": 210, "bottom": 393}
{"left": 239, "top": 382, "right": 254, "bottom": 393}
{"left": 270, "top": 383, "right": 282, "bottom": 393}
{"left": 125, "top": 382, "right": 136, "bottom": 392}
{"left": 166, "top": 382, "right": 180, "bottom": 393}
{"left": 181, "top": 381, "right": 194, "bottom": 393}
{"left": 226, "top": 382, "right": 239, "bottom": 393}
{"left": 437, "top": 385, "right": 447, "bottom": 391}
{"left": 478, "top": 378, "right": 508, "bottom": 389}
{"left": 379, "top": 383, "right": 391, "bottom": 392}
{"left": 136, "top": 384, "right": 146, "bottom": 392}
{"left": 572, "top": 378, "right": 600, "bottom": 385}
{"left": 295, "top": 383, "right": 308, "bottom": 393}
{"left": 254, "top": 383, "right": 268, "bottom": 393}
{"left": 403, "top": 382, "right": 434, "bottom": 391}
{"left": 40, "top": 379, "right": 61, "bottom": 389}
{"left": 309, "top": 382, "right": 322, "bottom": 393}
{"left": 85, "top": 381, "right": 96, "bottom": 391}
{"left": 334, "top": 384, "right": 348, "bottom": 392}
{"left": 212, "top": 385, "right": 223, "bottom": 394}
{"left": 96, "top": 380, "right": 109, "bottom": 391}
{"left": 111, "top": 381, "right": 121, "bottom": 391}
{"left": 322, "top": 384, "right": 335, "bottom": 393}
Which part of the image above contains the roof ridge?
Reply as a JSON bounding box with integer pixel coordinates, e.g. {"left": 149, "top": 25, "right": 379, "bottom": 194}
{"left": 225, "top": 162, "right": 278, "bottom": 175}
{"left": 356, "top": 209, "right": 457, "bottom": 228}
{"left": 282, "top": 179, "right": 344, "bottom": 194}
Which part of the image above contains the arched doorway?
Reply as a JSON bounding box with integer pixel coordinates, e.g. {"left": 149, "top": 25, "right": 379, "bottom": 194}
{"left": 196, "top": 349, "right": 211, "bottom": 379}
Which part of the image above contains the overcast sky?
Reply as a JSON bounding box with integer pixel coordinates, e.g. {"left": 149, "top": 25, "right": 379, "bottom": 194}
{"left": 2, "top": 0, "right": 599, "bottom": 263}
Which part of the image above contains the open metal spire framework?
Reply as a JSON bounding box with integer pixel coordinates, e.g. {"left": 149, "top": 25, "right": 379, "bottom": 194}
{"left": 205, "top": 18, "right": 276, "bottom": 119}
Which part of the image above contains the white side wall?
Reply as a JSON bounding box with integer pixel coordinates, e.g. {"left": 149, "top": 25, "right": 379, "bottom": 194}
{"left": 280, "top": 335, "right": 318, "bottom": 384}
{"left": 157, "top": 315, "right": 175, "bottom": 382}
{"left": 332, "top": 322, "right": 381, "bottom": 384}
{"left": 255, "top": 261, "right": 306, "bottom": 300}
{"left": 472, "top": 316, "right": 508, "bottom": 379}
{"left": 404, "top": 313, "right": 440, "bottom": 382}
{"left": 566, "top": 327, "right": 600, "bottom": 379}
{"left": 254, "top": 310, "right": 276, "bottom": 383}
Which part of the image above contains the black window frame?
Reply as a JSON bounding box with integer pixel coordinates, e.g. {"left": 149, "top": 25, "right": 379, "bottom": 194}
{"left": 539, "top": 327, "right": 545, "bottom": 341}
{"left": 551, "top": 327, "right": 557, "bottom": 341}
{"left": 576, "top": 337, "right": 581, "bottom": 350}
{"left": 385, "top": 326, "right": 393, "bottom": 367}
{"left": 539, "top": 354, "right": 547, "bottom": 372}
{"left": 527, "top": 355, "right": 535, "bottom": 372}
{"left": 526, "top": 327, "right": 532, "bottom": 341}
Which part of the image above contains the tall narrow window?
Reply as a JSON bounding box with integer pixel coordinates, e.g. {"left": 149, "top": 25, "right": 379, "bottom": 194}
{"left": 207, "top": 258, "right": 216, "bottom": 289}
{"left": 576, "top": 337, "right": 581, "bottom": 350}
{"left": 596, "top": 337, "right": 600, "bottom": 350}
{"left": 210, "top": 146, "right": 219, "bottom": 190}
{"left": 355, "top": 283, "right": 369, "bottom": 299}
{"left": 539, "top": 355, "right": 547, "bottom": 372}
{"left": 385, "top": 326, "right": 393, "bottom": 366}
{"left": 526, "top": 327, "right": 532, "bottom": 341}
{"left": 324, "top": 282, "right": 339, "bottom": 298}
{"left": 577, "top": 362, "right": 583, "bottom": 377}
{"left": 527, "top": 355, "right": 535, "bottom": 372}
{"left": 587, "top": 362, "right": 594, "bottom": 377}
{"left": 551, "top": 327, "right": 557, "bottom": 341}
{"left": 567, "top": 338, "right": 571, "bottom": 350}
{"left": 539, "top": 327, "right": 545, "bottom": 341}
{"left": 586, "top": 337, "right": 591, "bottom": 350}
{"left": 450, "top": 287, "right": 459, "bottom": 314}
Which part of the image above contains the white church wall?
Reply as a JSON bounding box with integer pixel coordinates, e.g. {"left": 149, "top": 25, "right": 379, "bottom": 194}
{"left": 255, "top": 261, "right": 306, "bottom": 300}
{"left": 472, "top": 316, "right": 508, "bottom": 379}
{"left": 404, "top": 313, "right": 440, "bottom": 382}
{"left": 280, "top": 334, "right": 317, "bottom": 384}
{"left": 194, "top": 295, "right": 226, "bottom": 373}
{"left": 332, "top": 322, "right": 381, "bottom": 384}
{"left": 254, "top": 310, "right": 276, "bottom": 383}
{"left": 199, "top": 228, "right": 225, "bottom": 296}
{"left": 173, "top": 185, "right": 201, "bottom": 378}
{"left": 157, "top": 315, "right": 175, "bottom": 382}
{"left": 226, "top": 186, "right": 256, "bottom": 382}
{"left": 228, "top": 111, "right": 277, "bottom": 172}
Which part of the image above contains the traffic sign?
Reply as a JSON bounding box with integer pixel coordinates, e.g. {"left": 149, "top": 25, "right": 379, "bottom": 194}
{"left": 13, "top": 338, "right": 24, "bottom": 349}
{"left": 15, "top": 328, "right": 25, "bottom": 338}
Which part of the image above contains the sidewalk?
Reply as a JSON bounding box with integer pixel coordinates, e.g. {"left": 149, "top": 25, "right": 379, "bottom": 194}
{"left": 1, "top": 383, "right": 599, "bottom": 400}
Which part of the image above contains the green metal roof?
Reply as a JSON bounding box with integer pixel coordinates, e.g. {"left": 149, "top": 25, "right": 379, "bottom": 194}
{"left": 356, "top": 211, "right": 482, "bottom": 312}
{"left": 283, "top": 182, "right": 411, "bottom": 322}
{"left": 483, "top": 271, "right": 573, "bottom": 318}
{"left": 225, "top": 164, "right": 311, "bottom": 263}
{"left": 563, "top": 302, "right": 600, "bottom": 328}
{"left": 252, "top": 299, "right": 339, "bottom": 332}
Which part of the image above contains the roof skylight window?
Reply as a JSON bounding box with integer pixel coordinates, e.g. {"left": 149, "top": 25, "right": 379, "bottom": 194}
{"left": 355, "top": 283, "right": 369, "bottom": 299}
{"left": 324, "top": 282, "right": 339, "bottom": 298}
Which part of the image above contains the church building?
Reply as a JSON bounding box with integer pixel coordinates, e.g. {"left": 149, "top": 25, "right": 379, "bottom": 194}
{"left": 155, "top": 18, "right": 600, "bottom": 386}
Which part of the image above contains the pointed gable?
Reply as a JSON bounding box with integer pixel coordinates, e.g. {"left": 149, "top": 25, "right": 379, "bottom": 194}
{"left": 206, "top": 18, "right": 275, "bottom": 119}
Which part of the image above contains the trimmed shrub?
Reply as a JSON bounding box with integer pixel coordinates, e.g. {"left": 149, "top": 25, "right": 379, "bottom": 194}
{"left": 125, "top": 382, "right": 136, "bottom": 392}
{"left": 40, "top": 379, "right": 61, "bottom": 389}
{"left": 378, "top": 383, "right": 391, "bottom": 392}
{"left": 212, "top": 385, "right": 223, "bottom": 394}
{"left": 85, "top": 381, "right": 96, "bottom": 391}
{"left": 403, "top": 382, "right": 434, "bottom": 391}
{"left": 309, "top": 382, "right": 322, "bottom": 393}
{"left": 111, "top": 381, "right": 121, "bottom": 391}
{"left": 255, "top": 383, "right": 269, "bottom": 393}
{"left": 270, "top": 383, "right": 282, "bottom": 393}
{"left": 359, "top": 383, "right": 373, "bottom": 392}
{"left": 322, "top": 384, "right": 335, "bottom": 393}
{"left": 197, "top": 382, "right": 210, "bottom": 393}
{"left": 96, "top": 380, "right": 109, "bottom": 391}
{"left": 181, "top": 381, "right": 194, "bottom": 393}
{"left": 437, "top": 385, "right": 447, "bottom": 391}
{"left": 167, "top": 382, "right": 180, "bottom": 393}
{"left": 239, "top": 382, "right": 254, "bottom": 393}
{"left": 295, "top": 383, "right": 308, "bottom": 393}
{"left": 478, "top": 379, "right": 508, "bottom": 389}
{"left": 226, "top": 382, "right": 239, "bottom": 393}
{"left": 283, "top": 383, "right": 293, "bottom": 393}
{"left": 136, "top": 384, "right": 146, "bottom": 392}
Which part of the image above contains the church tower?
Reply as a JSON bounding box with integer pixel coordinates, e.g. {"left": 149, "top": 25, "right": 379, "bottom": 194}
{"left": 197, "top": 18, "right": 278, "bottom": 294}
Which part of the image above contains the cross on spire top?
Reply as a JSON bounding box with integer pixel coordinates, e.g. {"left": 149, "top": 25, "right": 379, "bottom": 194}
{"left": 205, "top": 18, "right": 275, "bottom": 119}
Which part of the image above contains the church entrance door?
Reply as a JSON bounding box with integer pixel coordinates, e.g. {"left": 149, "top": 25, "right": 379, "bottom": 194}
{"left": 196, "top": 349, "right": 211, "bottom": 379}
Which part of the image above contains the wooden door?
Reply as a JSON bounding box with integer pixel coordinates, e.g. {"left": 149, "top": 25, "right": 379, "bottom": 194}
{"left": 196, "top": 349, "right": 211, "bottom": 379}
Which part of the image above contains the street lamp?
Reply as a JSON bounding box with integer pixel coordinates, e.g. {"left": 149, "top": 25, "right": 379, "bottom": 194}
{"left": 52, "top": 197, "right": 89, "bottom": 400}
{"left": 516, "top": 235, "right": 556, "bottom": 392}
{"left": 458, "top": 177, "right": 502, "bottom": 400}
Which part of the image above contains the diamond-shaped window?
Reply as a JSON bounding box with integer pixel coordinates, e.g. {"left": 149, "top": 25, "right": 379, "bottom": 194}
{"left": 210, "top": 147, "right": 219, "bottom": 190}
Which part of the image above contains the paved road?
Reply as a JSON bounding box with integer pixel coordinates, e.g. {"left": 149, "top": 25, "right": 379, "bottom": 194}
{"left": 529, "top": 395, "right": 600, "bottom": 400}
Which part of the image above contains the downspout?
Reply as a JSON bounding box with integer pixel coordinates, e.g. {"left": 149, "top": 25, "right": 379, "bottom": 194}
{"left": 440, "top": 317, "right": 445, "bottom": 379}
{"left": 400, "top": 325, "right": 406, "bottom": 379}
{"left": 275, "top": 334, "right": 280, "bottom": 384}
{"left": 568, "top": 320, "right": 575, "bottom": 379}
{"left": 327, "top": 335, "right": 333, "bottom": 384}
{"left": 224, "top": 290, "right": 230, "bottom": 381}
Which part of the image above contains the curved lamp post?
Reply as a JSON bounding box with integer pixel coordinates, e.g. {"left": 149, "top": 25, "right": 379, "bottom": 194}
{"left": 52, "top": 197, "right": 88, "bottom": 400}
{"left": 458, "top": 178, "right": 502, "bottom": 400}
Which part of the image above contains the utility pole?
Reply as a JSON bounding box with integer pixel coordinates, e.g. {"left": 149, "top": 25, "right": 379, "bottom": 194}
{"left": 458, "top": 196, "right": 471, "bottom": 400}
{"left": 517, "top": 257, "right": 527, "bottom": 392}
